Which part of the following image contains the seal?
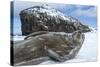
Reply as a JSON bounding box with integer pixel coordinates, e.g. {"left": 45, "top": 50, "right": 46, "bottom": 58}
{"left": 13, "top": 31, "right": 85, "bottom": 66}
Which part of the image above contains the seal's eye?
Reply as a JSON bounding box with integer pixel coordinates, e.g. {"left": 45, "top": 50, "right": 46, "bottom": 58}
{"left": 79, "top": 31, "right": 82, "bottom": 34}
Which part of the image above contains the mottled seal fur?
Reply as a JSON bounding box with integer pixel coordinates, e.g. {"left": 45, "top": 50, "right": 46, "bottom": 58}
{"left": 13, "top": 31, "right": 85, "bottom": 66}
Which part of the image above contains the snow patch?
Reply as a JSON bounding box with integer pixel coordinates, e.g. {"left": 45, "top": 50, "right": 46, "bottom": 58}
{"left": 12, "top": 35, "right": 26, "bottom": 41}
{"left": 24, "top": 4, "right": 79, "bottom": 22}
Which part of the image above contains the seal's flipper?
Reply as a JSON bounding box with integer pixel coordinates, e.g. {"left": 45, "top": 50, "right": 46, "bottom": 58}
{"left": 24, "top": 31, "right": 48, "bottom": 40}
{"left": 47, "top": 49, "right": 65, "bottom": 62}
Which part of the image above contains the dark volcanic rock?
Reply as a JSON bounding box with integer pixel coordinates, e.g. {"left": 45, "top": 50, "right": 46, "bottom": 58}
{"left": 20, "top": 5, "right": 91, "bottom": 35}
{"left": 14, "top": 31, "right": 85, "bottom": 66}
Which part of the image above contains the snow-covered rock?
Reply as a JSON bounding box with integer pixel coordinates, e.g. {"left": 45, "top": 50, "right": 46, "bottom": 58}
{"left": 20, "top": 4, "right": 91, "bottom": 35}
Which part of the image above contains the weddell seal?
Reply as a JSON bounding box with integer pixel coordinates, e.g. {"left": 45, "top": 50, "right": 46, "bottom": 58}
{"left": 13, "top": 31, "right": 85, "bottom": 66}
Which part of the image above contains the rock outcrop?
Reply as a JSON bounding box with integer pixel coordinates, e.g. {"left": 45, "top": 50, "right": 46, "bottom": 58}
{"left": 20, "top": 5, "right": 91, "bottom": 35}
{"left": 14, "top": 31, "right": 85, "bottom": 66}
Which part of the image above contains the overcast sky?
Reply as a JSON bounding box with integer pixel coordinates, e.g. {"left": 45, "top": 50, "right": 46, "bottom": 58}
{"left": 12, "top": 1, "right": 97, "bottom": 35}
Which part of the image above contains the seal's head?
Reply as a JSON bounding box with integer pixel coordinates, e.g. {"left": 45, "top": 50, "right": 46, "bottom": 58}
{"left": 72, "top": 30, "right": 85, "bottom": 45}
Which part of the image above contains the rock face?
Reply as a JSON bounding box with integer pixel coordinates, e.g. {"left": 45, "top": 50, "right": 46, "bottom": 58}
{"left": 14, "top": 31, "right": 85, "bottom": 66}
{"left": 20, "top": 5, "right": 91, "bottom": 35}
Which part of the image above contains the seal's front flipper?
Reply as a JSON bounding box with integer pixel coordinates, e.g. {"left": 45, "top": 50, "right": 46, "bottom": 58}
{"left": 47, "top": 49, "right": 65, "bottom": 62}
{"left": 24, "top": 31, "right": 48, "bottom": 40}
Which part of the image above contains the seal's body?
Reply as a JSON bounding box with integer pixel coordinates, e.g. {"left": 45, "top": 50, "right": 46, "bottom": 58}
{"left": 14, "top": 31, "right": 84, "bottom": 66}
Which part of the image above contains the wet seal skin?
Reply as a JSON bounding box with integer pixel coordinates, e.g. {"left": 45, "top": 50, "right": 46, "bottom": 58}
{"left": 14, "top": 31, "right": 85, "bottom": 66}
